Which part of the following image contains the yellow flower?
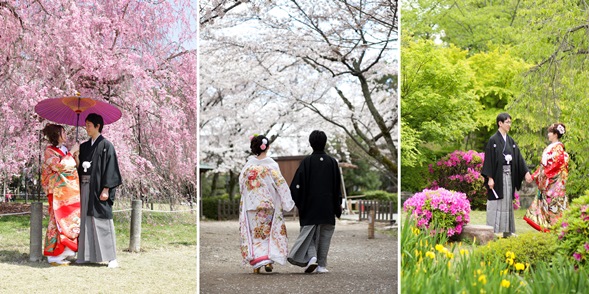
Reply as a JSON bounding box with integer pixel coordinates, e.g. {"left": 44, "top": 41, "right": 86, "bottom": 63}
{"left": 478, "top": 275, "right": 487, "bottom": 285}
{"left": 435, "top": 244, "right": 445, "bottom": 252}
{"left": 514, "top": 263, "right": 525, "bottom": 271}
{"left": 426, "top": 251, "right": 435, "bottom": 259}
{"left": 460, "top": 249, "right": 469, "bottom": 256}
{"left": 447, "top": 260, "right": 451, "bottom": 269}
{"left": 500, "top": 269, "right": 508, "bottom": 276}
{"left": 506, "top": 258, "right": 514, "bottom": 265}
{"left": 501, "top": 279, "right": 511, "bottom": 288}
{"left": 505, "top": 251, "right": 515, "bottom": 259}
{"left": 476, "top": 269, "right": 482, "bottom": 275}
{"left": 446, "top": 252, "right": 454, "bottom": 259}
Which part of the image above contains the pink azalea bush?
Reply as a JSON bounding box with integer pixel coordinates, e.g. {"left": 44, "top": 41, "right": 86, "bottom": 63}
{"left": 513, "top": 192, "right": 521, "bottom": 210}
{"left": 555, "top": 194, "right": 589, "bottom": 266}
{"left": 403, "top": 188, "right": 471, "bottom": 237}
{"left": 428, "top": 150, "right": 486, "bottom": 210}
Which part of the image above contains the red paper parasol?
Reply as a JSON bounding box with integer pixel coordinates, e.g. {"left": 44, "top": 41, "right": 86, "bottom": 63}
{"left": 34, "top": 96, "right": 122, "bottom": 141}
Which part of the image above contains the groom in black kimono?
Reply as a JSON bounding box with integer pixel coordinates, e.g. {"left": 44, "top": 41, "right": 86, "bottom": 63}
{"left": 481, "top": 112, "right": 532, "bottom": 237}
{"left": 287, "top": 130, "right": 342, "bottom": 273}
{"left": 75, "top": 113, "right": 122, "bottom": 268}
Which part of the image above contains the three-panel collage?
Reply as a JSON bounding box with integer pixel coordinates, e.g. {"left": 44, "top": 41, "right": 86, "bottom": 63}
{"left": 1, "top": 0, "right": 588, "bottom": 293}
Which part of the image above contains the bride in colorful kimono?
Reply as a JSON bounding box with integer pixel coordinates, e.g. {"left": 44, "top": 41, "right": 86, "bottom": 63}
{"left": 239, "top": 135, "right": 295, "bottom": 274}
{"left": 41, "top": 124, "right": 81, "bottom": 265}
{"left": 524, "top": 123, "right": 569, "bottom": 232}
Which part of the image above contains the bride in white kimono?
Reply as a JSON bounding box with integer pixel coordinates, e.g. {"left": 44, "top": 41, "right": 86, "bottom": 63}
{"left": 239, "top": 135, "right": 295, "bottom": 273}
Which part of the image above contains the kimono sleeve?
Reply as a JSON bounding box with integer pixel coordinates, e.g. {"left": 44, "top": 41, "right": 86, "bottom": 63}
{"left": 333, "top": 159, "right": 342, "bottom": 218}
{"left": 481, "top": 139, "right": 495, "bottom": 180}
{"left": 542, "top": 144, "right": 567, "bottom": 179}
{"left": 481, "top": 138, "right": 499, "bottom": 200}
{"left": 44, "top": 148, "right": 66, "bottom": 173}
{"left": 102, "top": 142, "right": 122, "bottom": 191}
{"left": 514, "top": 142, "right": 529, "bottom": 189}
{"left": 271, "top": 168, "right": 295, "bottom": 212}
{"left": 289, "top": 160, "right": 306, "bottom": 208}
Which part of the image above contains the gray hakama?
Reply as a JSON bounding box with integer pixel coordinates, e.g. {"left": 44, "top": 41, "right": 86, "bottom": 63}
{"left": 287, "top": 224, "right": 335, "bottom": 267}
{"left": 77, "top": 175, "right": 117, "bottom": 263}
{"left": 486, "top": 165, "right": 515, "bottom": 234}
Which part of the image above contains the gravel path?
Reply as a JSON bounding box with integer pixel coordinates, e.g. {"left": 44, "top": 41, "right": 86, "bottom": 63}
{"left": 199, "top": 218, "right": 398, "bottom": 293}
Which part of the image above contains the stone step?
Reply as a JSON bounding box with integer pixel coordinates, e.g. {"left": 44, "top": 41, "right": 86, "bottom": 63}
{"left": 458, "top": 224, "right": 495, "bottom": 245}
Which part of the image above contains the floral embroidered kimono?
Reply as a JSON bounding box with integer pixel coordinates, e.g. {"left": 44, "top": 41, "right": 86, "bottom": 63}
{"left": 41, "top": 146, "right": 81, "bottom": 256}
{"left": 239, "top": 157, "right": 295, "bottom": 268}
{"left": 524, "top": 142, "right": 569, "bottom": 232}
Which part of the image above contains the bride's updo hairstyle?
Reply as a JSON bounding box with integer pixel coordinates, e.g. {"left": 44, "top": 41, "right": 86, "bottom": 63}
{"left": 548, "top": 123, "right": 566, "bottom": 139}
{"left": 250, "top": 135, "right": 270, "bottom": 156}
{"left": 43, "top": 124, "right": 65, "bottom": 147}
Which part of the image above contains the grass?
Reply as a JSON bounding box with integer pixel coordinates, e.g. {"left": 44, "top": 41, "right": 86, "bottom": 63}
{"left": 468, "top": 208, "right": 537, "bottom": 235}
{"left": 0, "top": 203, "right": 196, "bottom": 258}
{"left": 0, "top": 202, "right": 197, "bottom": 293}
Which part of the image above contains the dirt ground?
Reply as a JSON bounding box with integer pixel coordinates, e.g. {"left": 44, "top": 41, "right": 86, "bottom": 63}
{"left": 0, "top": 247, "right": 197, "bottom": 293}
{"left": 199, "top": 218, "right": 398, "bottom": 294}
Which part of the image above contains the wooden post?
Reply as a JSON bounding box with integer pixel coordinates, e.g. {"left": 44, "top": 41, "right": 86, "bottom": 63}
{"left": 129, "top": 199, "right": 142, "bottom": 252}
{"left": 29, "top": 202, "right": 44, "bottom": 261}
{"left": 368, "top": 206, "right": 375, "bottom": 239}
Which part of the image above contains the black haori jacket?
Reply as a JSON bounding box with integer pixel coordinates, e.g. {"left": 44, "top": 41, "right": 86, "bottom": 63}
{"left": 79, "top": 135, "right": 122, "bottom": 219}
{"left": 481, "top": 131, "right": 529, "bottom": 201}
{"left": 289, "top": 151, "right": 342, "bottom": 226}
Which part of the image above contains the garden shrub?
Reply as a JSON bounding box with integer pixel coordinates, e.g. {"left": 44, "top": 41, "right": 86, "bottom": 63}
{"left": 428, "top": 150, "right": 487, "bottom": 210}
{"left": 201, "top": 194, "right": 239, "bottom": 219}
{"left": 363, "top": 190, "right": 398, "bottom": 213}
{"left": 554, "top": 193, "right": 589, "bottom": 266}
{"left": 475, "top": 232, "right": 558, "bottom": 267}
{"left": 403, "top": 188, "right": 471, "bottom": 237}
{"left": 364, "top": 190, "right": 396, "bottom": 201}
{"left": 400, "top": 163, "right": 429, "bottom": 192}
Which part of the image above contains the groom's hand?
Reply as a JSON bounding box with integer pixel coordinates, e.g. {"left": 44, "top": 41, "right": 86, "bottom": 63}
{"left": 525, "top": 172, "right": 533, "bottom": 183}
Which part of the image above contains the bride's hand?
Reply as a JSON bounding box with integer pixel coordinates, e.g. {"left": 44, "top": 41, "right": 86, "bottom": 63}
{"left": 70, "top": 143, "right": 80, "bottom": 154}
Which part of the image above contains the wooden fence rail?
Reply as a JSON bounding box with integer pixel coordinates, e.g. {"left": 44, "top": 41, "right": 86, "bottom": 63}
{"left": 217, "top": 199, "right": 240, "bottom": 220}
{"left": 217, "top": 199, "right": 395, "bottom": 222}
{"left": 357, "top": 200, "right": 396, "bottom": 223}
{"left": 217, "top": 199, "right": 299, "bottom": 220}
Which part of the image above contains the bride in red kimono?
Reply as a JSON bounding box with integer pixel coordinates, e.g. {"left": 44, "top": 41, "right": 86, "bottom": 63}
{"left": 41, "top": 124, "right": 81, "bottom": 265}
{"left": 524, "top": 123, "right": 569, "bottom": 232}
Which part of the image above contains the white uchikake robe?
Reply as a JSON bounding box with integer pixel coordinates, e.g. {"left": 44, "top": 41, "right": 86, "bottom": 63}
{"left": 238, "top": 157, "right": 295, "bottom": 268}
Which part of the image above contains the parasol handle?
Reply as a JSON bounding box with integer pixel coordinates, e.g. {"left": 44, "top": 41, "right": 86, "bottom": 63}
{"left": 76, "top": 112, "right": 79, "bottom": 142}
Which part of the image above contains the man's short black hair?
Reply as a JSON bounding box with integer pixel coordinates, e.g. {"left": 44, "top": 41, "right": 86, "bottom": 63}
{"left": 309, "top": 130, "right": 327, "bottom": 151}
{"left": 86, "top": 113, "right": 104, "bottom": 133}
{"left": 496, "top": 112, "right": 511, "bottom": 128}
